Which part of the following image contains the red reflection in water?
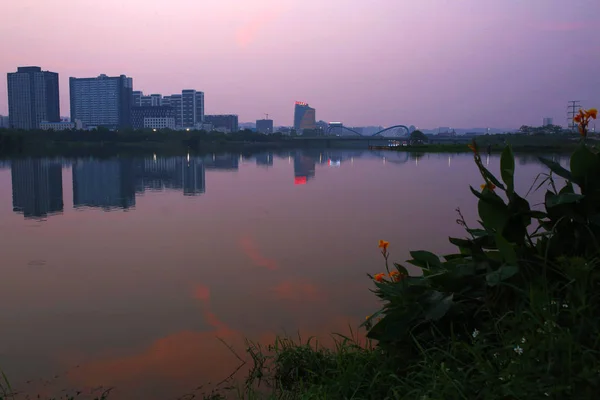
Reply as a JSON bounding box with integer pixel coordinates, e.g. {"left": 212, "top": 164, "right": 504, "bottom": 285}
{"left": 294, "top": 176, "right": 307, "bottom": 185}
{"left": 239, "top": 235, "right": 278, "bottom": 270}
{"left": 272, "top": 280, "right": 322, "bottom": 301}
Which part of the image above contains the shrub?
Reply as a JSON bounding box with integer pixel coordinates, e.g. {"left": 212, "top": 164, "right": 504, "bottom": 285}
{"left": 363, "top": 107, "right": 600, "bottom": 398}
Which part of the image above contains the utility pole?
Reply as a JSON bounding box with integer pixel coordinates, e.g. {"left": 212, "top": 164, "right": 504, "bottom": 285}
{"left": 264, "top": 113, "right": 269, "bottom": 120}
{"left": 567, "top": 100, "right": 581, "bottom": 132}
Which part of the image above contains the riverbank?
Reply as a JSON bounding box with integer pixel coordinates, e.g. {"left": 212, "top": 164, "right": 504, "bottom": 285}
{"left": 0, "top": 129, "right": 587, "bottom": 157}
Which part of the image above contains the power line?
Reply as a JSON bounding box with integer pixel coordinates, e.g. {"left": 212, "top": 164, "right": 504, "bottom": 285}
{"left": 567, "top": 100, "right": 581, "bottom": 132}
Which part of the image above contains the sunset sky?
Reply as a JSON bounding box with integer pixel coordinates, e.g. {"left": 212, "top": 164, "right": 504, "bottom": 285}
{"left": 0, "top": 0, "right": 599, "bottom": 129}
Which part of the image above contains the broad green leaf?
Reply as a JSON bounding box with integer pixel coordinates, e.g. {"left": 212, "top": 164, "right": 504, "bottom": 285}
{"left": 571, "top": 143, "right": 599, "bottom": 181}
{"left": 486, "top": 266, "right": 519, "bottom": 287}
{"left": 478, "top": 197, "right": 510, "bottom": 231}
{"left": 409, "top": 250, "right": 442, "bottom": 269}
{"left": 500, "top": 146, "right": 515, "bottom": 193}
{"left": 538, "top": 157, "right": 572, "bottom": 181}
{"left": 479, "top": 165, "right": 506, "bottom": 191}
{"left": 424, "top": 292, "right": 454, "bottom": 321}
{"left": 546, "top": 193, "right": 585, "bottom": 208}
{"left": 494, "top": 234, "right": 517, "bottom": 264}
{"left": 393, "top": 263, "right": 409, "bottom": 276}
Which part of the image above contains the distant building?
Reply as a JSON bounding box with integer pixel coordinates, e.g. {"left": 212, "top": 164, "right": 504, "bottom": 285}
{"left": 7, "top": 66, "right": 60, "bottom": 129}
{"left": 293, "top": 101, "right": 316, "bottom": 131}
{"left": 69, "top": 74, "right": 133, "bottom": 129}
{"left": 181, "top": 90, "right": 204, "bottom": 128}
{"left": 543, "top": 117, "right": 553, "bottom": 126}
{"left": 131, "top": 106, "right": 176, "bottom": 130}
{"left": 0, "top": 115, "right": 9, "bottom": 128}
{"left": 11, "top": 159, "right": 63, "bottom": 219}
{"left": 163, "top": 95, "right": 182, "bottom": 127}
{"left": 205, "top": 114, "right": 238, "bottom": 133}
{"left": 39, "top": 120, "right": 83, "bottom": 131}
{"left": 132, "top": 91, "right": 143, "bottom": 106}
{"left": 256, "top": 119, "right": 274, "bottom": 134}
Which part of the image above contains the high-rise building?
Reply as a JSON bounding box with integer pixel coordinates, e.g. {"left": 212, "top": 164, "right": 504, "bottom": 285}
{"left": 181, "top": 89, "right": 205, "bottom": 127}
{"left": 0, "top": 115, "right": 10, "bottom": 128}
{"left": 293, "top": 101, "right": 316, "bottom": 132}
{"left": 11, "top": 159, "right": 63, "bottom": 219}
{"left": 205, "top": 114, "right": 238, "bottom": 133}
{"left": 165, "top": 95, "right": 182, "bottom": 127}
{"left": 256, "top": 119, "right": 274, "bottom": 134}
{"left": 69, "top": 74, "right": 133, "bottom": 129}
{"left": 543, "top": 117, "right": 554, "bottom": 126}
{"left": 7, "top": 66, "right": 60, "bottom": 130}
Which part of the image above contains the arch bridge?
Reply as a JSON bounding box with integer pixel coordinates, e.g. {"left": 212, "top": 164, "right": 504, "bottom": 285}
{"left": 326, "top": 124, "right": 410, "bottom": 138}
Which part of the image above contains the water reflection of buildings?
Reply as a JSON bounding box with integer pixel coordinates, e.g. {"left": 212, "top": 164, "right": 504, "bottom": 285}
{"left": 255, "top": 153, "right": 274, "bottom": 168}
{"left": 136, "top": 157, "right": 206, "bottom": 196}
{"left": 204, "top": 154, "right": 239, "bottom": 171}
{"left": 73, "top": 159, "right": 136, "bottom": 210}
{"left": 11, "top": 159, "right": 64, "bottom": 219}
{"left": 293, "top": 152, "right": 316, "bottom": 185}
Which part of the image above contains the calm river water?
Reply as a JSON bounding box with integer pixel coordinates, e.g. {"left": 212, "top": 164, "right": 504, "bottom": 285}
{"left": 0, "top": 149, "right": 567, "bottom": 399}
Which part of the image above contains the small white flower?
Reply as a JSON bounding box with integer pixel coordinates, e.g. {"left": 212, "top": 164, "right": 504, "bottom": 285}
{"left": 514, "top": 345, "right": 524, "bottom": 355}
{"left": 562, "top": 303, "right": 568, "bottom": 308}
{"left": 551, "top": 300, "right": 557, "bottom": 305}
{"left": 472, "top": 329, "right": 480, "bottom": 338}
{"left": 493, "top": 352, "right": 499, "bottom": 359}
{"left": 544, "top": 393, "right": 550, "bottom": 397}
{"left": 521, "top": 337, "right": 526, "bottom": 344}
{"left": 499, "top": 377, "right": 504, "bottom": 381}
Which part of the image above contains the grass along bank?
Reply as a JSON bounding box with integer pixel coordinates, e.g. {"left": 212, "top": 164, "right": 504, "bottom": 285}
{"left": 238, "top": 108, "right": 600, "bottom": 399}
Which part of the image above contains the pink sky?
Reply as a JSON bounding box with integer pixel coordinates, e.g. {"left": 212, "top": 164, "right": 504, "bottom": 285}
{"left": 0, "top": 0, "right": 599, "bottom": 128}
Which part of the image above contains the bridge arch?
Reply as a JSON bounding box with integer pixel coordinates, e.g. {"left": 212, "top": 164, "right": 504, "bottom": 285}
{"left": 326, "top": 124, "right": 411, "bottom": 138}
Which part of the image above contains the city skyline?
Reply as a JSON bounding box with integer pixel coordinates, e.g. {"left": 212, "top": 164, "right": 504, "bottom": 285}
{"left": 1, "top": 0, "right": 599, "bottom": 128}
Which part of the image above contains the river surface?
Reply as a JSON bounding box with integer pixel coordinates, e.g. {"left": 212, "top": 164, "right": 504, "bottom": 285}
{"left": 0, "top": 149, "right": 567, "bottom": 399}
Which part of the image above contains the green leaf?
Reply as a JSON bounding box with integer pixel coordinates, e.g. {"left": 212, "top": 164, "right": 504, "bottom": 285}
{"left": 494, "top": 234, "right": 517, "bottom": 264}
{"left": 546, "top": 193, "right": 585, "bottom": 207}
{"left": 539, "top": 157, "right": 572, "bottom": 181}
{"left": 467, "top": 228, "right": 491, "bottom": 237}
{"left": 486, "top": 266, "right": 519, "bottom": 287}
{"left": 478, "top": 196, "right": 510, "bottom": 231}
{"left": 393, "top": 263, "right": 409, "bottom": 276}
{"left": 479, "top": 165, "right": 506, "bottom": 191}
{"left": 424, "top": 292, "right": 454, "bottom": 321}
{"left": 571, "top": 144, "right": 599, "bottom": 181}
{"left": 408, "top": 250, "right": 442, "bottom": 269}
{"left": 524, "top": 210, "right": 547, "bottom": 219}
{"left": 500, "top": 146, "right": 515, "bottom": 193}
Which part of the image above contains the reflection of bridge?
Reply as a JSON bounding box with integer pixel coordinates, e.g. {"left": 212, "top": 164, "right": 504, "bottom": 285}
{"left": 326, "top": 124, "right": 410, "bottom": 138}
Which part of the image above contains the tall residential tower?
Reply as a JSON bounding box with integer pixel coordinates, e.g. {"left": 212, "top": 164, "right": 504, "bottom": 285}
{"left": 69, "top": 74, "right": 133, "bottom": 129}
{"left": 7, "top": 66, "right": 60, "bottom": 129}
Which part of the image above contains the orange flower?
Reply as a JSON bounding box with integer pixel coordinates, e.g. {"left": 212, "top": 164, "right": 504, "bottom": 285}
{"left": 378, "top": 240, "right": 389, "bottom": 252}
{"left": 366, "top": 315, "right": 370, "bottom": 320}
{"left": 586, "top": 108, "right": 598, "bottom": 119}
{"left": 389, "top": 270, "right": 405, "bottom": 282}
{"left": 468, "top": 143, "right": 477, "bottom": 153}
{"left": 374, "top": 273, "right": 386, "bottom": 282}
{"left": 480, "top": 182, "right": 496, "bottom": 191}
{"left": 573, "top": 113, "right": 583, "bottom": 124}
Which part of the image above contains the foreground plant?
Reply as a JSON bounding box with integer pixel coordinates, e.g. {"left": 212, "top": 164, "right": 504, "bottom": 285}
{"left": 361, "top": 106, "right": 600, "bottom": 398}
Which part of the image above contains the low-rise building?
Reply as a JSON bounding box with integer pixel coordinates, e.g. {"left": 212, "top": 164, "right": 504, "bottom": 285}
{"left": 256, "top": 119, "right": 274, "bottom": 134}
{"left": 39, "top": 120, "right": 84, "bottom": 130}
{"left": 205, "top": 114, "right": 238, "bottom": 133}
{"left": 132, "top": 106, "right": 176, "bottom": 130}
